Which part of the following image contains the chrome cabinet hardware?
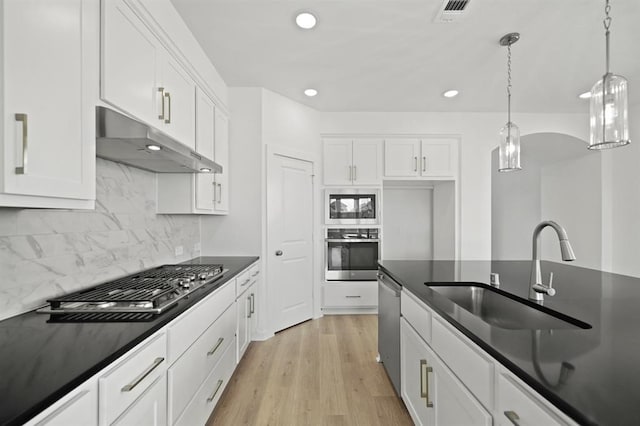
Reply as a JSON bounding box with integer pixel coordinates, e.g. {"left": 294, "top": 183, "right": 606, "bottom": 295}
{"left": 413, "top": 156, "right": 418, "bottom": 172}
{"left": 121, "top": 357, "right": 164, "bottom": 392}
{"left": 353, "top": 165, "right": 357, "bottom": 181}
{"left": 348, "top": 165, "right": 353, "bottom": 181}
{"left": 15, "top": 113, "right": 28, "bottom": 174}
{"left": 241, "top": 278, "right": 251, "bottom": 287}
{"left": 247, "top": 296, "right": 252, "bottom": 318}
{"left": 251, "top": 270, "right": 260, "bottom": 277}
{"left": 422, "top": 156, "right": 426, "bottom": 172}
{"left": 206, "top": 379, "right": 224, "bottom": 402}
{"left": 207, "top": 337, "right": 224, "bottom": 356}
{"left": 250, "top": 293, "right": 255, "bottom": 314}
{"left": 216, "top": 183, "right": 222, "bottom": 204}
{"left": 275, "top": 250, "right": 283, "bottom": 256}
{"left": 504, "top": 410, "right": 521, "bottom": 426}
{"left": 420, "top": 359, "right": 434, "bottom": 407}
{"left": 164, "top": 91, "right": 171, "bottom": 123}
{"left": 345, "top": 295, "right": 361, "bottom": 298}
{"left": 157, "top": 88, "right": 165, "bottom": 120}
{"left": 212, "top": 181, "right": 217, "bottom": 202}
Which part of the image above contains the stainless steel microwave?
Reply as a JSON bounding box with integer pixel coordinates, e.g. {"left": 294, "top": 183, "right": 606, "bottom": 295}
{"left": 325, "top": 189, "right": 380, "bottom": 225}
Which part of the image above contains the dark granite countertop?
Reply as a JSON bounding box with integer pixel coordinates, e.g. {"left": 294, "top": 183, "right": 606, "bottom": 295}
{"left": 378, "top": 259, "right": 640, "bottom": 426}
{"left": 0, "top": 256, "right": 258, "bottom": 426}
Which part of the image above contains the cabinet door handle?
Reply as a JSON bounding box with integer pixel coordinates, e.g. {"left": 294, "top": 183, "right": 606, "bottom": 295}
{"left": 247, "top": 296, "right": 252, "bottom": 318}
{"left": 413, "top": 156, "right": 418, "bottom": 172}
{"left": 14, "top": 113, "right": 28, "bottom": 175}
{"left": 158, "top": 87, "right": 165, "bottom": 120}
{"left": 206, "top": 379, "right": 224, "bottom": 402}
{"left": 420, "top": 359, "right": 434, "bottom": 407}
{"left": 250, "top": 293, "right": 255, "bottom": 314}
{"left": 212, "top": 180, "right": 217, "bottom": 202}
{"left": 353, "top": 165, "right": 357, "bottom": 181}
{"left": 164, "top": 91, "right": 171, "bottom": 124}
{"left": 217, "top": 183, "right": 222, "bottom": 204}
{"left": 121, "top": 357, "right": 164, "bottom": 392}
{"left": 504, "top": 411, "right": 521, "bottom": 426}
{"left": 207, "top": 337, "right": 224, "bottom": 356}
{"left": 348, "top": 165, "right": 352, "bottom": 181}
{"left": 422, "top": 156, "right": 426, "bottom": 172}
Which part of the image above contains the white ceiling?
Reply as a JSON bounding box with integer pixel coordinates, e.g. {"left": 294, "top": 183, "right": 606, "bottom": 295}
{"left": 171, "top": 0, "right": 640, "bottom": 113}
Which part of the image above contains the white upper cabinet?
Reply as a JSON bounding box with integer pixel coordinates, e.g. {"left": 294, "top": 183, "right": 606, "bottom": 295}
{"left": 323, "top": 138, "right": 382, "bottom": 185}
{"left": 213, "top": 109, "right": 229, "bottom": 214}
{"left": 102, "top": 0, "right": 195, "bottom": 149}
{"left": 101, "top": 0, "right": 160, "bottom": 126}
{"left": 385, "top": 138, "right": 458, "bottom": 179}
{"left": 0, "top": 0, "right": 97, "bottom": 208}
{"left": 158, "top": 53, "right": 196, "bottom": 149}
{"left": 194, "top": 89, "right": 216, "bottom": 212}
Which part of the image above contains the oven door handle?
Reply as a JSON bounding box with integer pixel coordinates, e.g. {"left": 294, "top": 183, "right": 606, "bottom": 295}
{"left": 325, "top": 238, "right": 380, "bottom": 243}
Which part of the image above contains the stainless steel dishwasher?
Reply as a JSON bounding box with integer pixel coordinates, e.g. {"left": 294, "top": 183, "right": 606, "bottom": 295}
{"left": 377, "top": 270, "right": 402, "bottom": 396}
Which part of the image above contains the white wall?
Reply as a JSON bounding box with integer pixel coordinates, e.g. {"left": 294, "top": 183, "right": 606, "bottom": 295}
{"left": 541, "top": 153, "right": 602, "bottom": 270}
{"left": 320, "top": 112, "right": 588, "bottom": 260}
{"left": 383, "top": 186, "right": 433, "bottom": 260}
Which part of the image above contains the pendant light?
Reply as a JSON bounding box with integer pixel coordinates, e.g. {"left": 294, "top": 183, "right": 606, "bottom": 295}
{"left": 588, "top": 0, "right": 630, "bottom": 149}
{"left": 498, "top": 32, "right": 521, "bottom": 172}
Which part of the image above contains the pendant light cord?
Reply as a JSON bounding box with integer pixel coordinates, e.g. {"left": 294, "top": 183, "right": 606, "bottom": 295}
{"left": 604, "top": 0, "right": 611, "bottom": 74}
{"left": 507, "top": 42, "right": 512, "bottom": 136}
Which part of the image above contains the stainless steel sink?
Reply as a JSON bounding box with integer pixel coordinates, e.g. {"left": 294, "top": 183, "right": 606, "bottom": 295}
{"left": 428, "top": 284, "right": 591, "bottom": 330}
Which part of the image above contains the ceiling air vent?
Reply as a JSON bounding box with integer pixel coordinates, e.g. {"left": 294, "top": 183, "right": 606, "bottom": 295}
{"left": 434, "top": 0, "right": 471, "bottom": 23}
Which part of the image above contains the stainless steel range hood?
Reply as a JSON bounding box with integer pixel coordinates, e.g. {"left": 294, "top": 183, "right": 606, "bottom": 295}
{"left": 96, "top": 106, "right": 222, "bottom": 174}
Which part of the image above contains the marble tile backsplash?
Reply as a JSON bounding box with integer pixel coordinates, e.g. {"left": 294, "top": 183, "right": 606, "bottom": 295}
{"left": 0, "top": 159, "right": 200, "bottom": 320}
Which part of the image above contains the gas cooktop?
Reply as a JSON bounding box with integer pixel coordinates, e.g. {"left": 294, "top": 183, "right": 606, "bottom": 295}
{"left": 37, "top": 264, "right": 227, "bottom": 322}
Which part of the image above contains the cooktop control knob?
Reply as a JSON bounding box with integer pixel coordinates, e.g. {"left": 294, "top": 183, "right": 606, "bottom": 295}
{"left": 177, "top": 278, "right": 190, "bottom": 289}
{"left": 198, "top": 272, "right": 208, "bottom": 280}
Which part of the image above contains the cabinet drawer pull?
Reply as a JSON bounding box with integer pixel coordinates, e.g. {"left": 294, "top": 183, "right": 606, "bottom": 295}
{"left": 207, "top": 337, "right": 225, "bottom": 356}
{"left": 251, "top": 271, "right": 260, "bottom": 277}
{"left": 15, "top": 113, "right": 28, "bottom": 175}
{"left": 164, "top": 92, "right": 171, "bottom": 124}
{"left": 206, "top": 379, "right": 224, "bottom": 402}
{"left": 241, "top": 278, "right": 251, "bottom": 287}
{"left": 121, "top": 357, "right": 164, "bottom": 392}
{"left": 413, "top": 156, "right": 418, "bottom": 172}
{"left": 345, "top": 295, "right": 361, "bottom": 298}
{"left": 504, "top": 411, "right": 521, "bottom": 426}
{"left": 158, "top": 87, "right": 165, "bottom": 120}
{"left": 422, "top": 156, "right": 426, "bottom": 172}
{"left": 419, "top": 359, "right": 433, "bottom": 407}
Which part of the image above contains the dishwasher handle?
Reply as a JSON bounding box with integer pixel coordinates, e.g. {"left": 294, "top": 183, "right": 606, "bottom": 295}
{"left": 378, "top": 272, "right": 401, "bottom": 297}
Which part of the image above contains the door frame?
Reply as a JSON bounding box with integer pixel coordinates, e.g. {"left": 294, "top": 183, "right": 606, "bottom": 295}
{"left": 262, "top": 144, "right": 319, "bottom": 338}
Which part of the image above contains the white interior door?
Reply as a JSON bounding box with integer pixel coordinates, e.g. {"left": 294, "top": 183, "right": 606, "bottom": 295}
{"left": 267, "top": 153, "right": 314, "bottom": 332}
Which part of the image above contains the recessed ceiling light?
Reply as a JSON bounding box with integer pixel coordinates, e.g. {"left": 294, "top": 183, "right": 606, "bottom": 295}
{"left": 146, "top": 144, "right": 161, "bottom": 151}
{"left": 295, "top": 12, "right": 317, "bottom": 29}
{"left": 578, "top": 91, "right": 591, "bottom": 99}
{"left": 200, "top": 167, "right": 212, "bottom": 173}
{"left": 304, "top": 88, "right": 318, "bottom": 97}
{"left": 443, "top": 90, "right": 459, "bottom": 98}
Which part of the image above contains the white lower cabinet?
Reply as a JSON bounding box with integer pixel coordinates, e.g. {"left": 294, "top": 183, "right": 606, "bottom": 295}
{"left": 29, "top": 381, "right": 98, "bottom": 426}
{"left": 401, "top": 288, "right": 578, "bottom": 426}
{"left": 111, "top": 374, "right": 166, "bottom": 426}
{"left": 401, "top": 318, "right": 491, "bottom": 426}
{"left": 236, "top": 261, "right": 260, "bottom": 361}
{"left": 323, "top": 282, "right": 378, "bottom": 308}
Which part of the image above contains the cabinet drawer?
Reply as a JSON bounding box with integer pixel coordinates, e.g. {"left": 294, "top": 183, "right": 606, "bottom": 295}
{"left": 401, "top": 290, "right": 432, "bottom": 343}
{"left": 431, "top": 317, "right": 493, "bottom": 409}
{"left": 175, "top": 338, "right": 236, "bottom": 426}
{"left": 98, "top": 333, "right": 167, "bottom": 425}
{"left": 248, "top": 262, "right": 261, "bottom": 284}
{"left": 497, "top": 372, "right": 566, "bottom": 426}
{"left": 31, "top": 383, "right": 97, "bottom": 426}
{"left": 323, "top": 283, "right": 378, "bottom": 307}
{"left": 167, "top": 281, "right": 235, "bottom": 363}
{"left": 168, "top": 303, "right": 236, "bottom": 423}
{"left": 236, "top": 268, "right": 252, "bottom": 297}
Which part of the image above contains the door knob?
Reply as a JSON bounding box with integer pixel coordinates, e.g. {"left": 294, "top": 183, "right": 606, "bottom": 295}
{"left": 275, "top": 250, "right": 283, "bottom": 256}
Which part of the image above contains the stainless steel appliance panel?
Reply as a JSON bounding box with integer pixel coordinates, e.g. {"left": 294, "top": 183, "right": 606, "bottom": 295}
{"left": 325, "top": 228, "right": 380, "bottom": 281}
{"left": 378, "top": 271, "right": 401, "bottom": 396}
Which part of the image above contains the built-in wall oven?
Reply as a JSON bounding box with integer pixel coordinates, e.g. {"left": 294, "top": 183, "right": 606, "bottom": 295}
{"left": 325, "top": 189, "right": 380, "bottom": 225}
{"left": 325, "top": 228, "right": 380, "bottom": 281}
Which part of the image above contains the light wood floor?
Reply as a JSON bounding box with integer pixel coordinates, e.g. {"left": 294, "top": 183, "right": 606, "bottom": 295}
{"left": 207, "top": 315, "right": 412, "bottom": 426}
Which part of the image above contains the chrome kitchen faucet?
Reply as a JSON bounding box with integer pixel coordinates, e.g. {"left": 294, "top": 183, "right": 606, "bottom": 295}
{"left": 529, "top": 221, "right": 576, "bottom": 301}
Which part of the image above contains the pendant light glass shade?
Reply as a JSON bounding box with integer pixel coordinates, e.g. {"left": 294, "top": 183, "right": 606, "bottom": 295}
{"left": 589, "top": 73, "right": 630, "bottom": 149}
{"left": 499, "top": 122, "right": 521, "bottom": 172}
